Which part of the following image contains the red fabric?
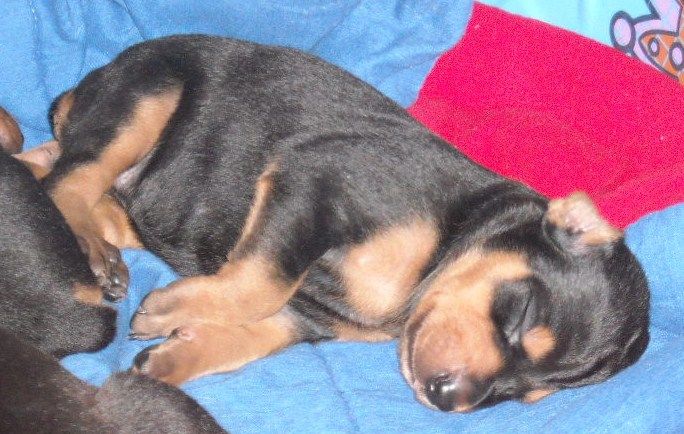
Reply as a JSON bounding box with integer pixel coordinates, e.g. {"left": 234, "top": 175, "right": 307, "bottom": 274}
{"left": 409, "top": 3, "right": 684, "bottom": 228}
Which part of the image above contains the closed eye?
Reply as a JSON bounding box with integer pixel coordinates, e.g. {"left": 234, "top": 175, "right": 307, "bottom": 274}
{"left": 504, "top": 293, "right": 533, "bottom": 346}
{"left": 493, "top": 278, "right": 543, "bottom": 348}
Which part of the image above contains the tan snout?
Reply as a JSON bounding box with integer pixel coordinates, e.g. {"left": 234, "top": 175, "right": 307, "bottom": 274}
{"left": 400, "top": 248, "right": 532, "bottom": 411}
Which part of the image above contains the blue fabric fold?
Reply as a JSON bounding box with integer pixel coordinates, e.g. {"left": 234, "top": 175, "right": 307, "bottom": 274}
{"left": 0, "top": 0, "right": 472, "bottom": 147}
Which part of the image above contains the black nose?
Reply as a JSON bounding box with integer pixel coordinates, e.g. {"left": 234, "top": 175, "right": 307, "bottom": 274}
{"left": 425, "top": 374, "right": 459, "bottom": 411}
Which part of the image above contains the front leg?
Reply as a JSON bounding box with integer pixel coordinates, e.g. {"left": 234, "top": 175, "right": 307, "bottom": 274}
{"left": 130, "top": 161, "right": 323, "bottom": 338}
{"left": 130, "top": 254, "right": 305, "bottom": 339}
{"left": 132, "top": 312, "right": 298, "bottom": 385}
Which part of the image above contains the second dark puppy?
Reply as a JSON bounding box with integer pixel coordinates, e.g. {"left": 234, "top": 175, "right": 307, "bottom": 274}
{"left": 0, "top": 328, "right": 226, "bottom": 434}
{"left": 0, "top": 111, "right": 225, "bottom": 433}
{"left": 0, "top": 121, "right": 114, "bottom": 357}
{"left": 44, "top": 35, "right": 650, "bottom": 412}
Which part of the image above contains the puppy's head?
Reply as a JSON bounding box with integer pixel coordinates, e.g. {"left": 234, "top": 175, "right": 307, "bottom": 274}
{"left": 400, "top": 192, "right": 649, "bottom": 412}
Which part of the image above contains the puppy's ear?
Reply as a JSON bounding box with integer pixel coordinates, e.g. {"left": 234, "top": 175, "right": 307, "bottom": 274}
{"left": 13, "top": 140, "right": 62, "bottom": 180}
{"left": 544, "top": 192, "right": 621, "bottom": 253}
{"left": 0, "top": 107, "right": 24, "bottom": 154}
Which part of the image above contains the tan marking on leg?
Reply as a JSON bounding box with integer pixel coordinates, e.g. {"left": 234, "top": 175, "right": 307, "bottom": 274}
{"left": 73, "top": 283, "right": 104, "bottom": 305}
{"left": 403, "top": 249, "right": 531, "bottom": 393}
{"left": 132, "top": 162, "right": 305, "bottom": 338}
{"left": 136, "top": 313, "right": 296, "bottom": 385}
{"left": 132, "top": 254, "right": 306, "bottom": 338}
{"left": 52, "top": 91, "right": 74, "bottom": 141}
{"left": 50, "top": 90, "right": 181, "bottom": 280}
{"left": 14, "top": 140, "right": 61, "bottom": 180}
{"left": 523, "top": 388, "right": 555, "bottom": 403}
{"left": 0, "top": 107, "right": 23, "bottom": 154}
{"left": 91, "top": 194, "right": 143, "bottom": 249}
{"left": 341, "top": 219, "right": 439, "bottom": 324}
{"left": 52, "top": 89, "right": 182, "bottom": 219}
{"left": 214, "top": 254, "right": 307, "bottom": 322}
{"left": 547, "top": 192, "right": 621, "bottom": 246}
{"left": 231, "top": 162, "right": 278, "bottom": 256}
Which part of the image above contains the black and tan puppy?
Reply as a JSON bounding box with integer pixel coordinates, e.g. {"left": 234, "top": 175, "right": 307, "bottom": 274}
{"left": 43, "top": 35, "right": 650, "bottom": 412}
{"left": 0, "top": 328, "right": 226, "bottom": 434}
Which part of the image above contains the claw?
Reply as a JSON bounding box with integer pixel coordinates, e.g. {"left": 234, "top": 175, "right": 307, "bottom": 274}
{"left": 132, "top": 346, "right": 152, "bottom": 370}
{"left": 104, "top": 290, "right": 124, "bottom": 302}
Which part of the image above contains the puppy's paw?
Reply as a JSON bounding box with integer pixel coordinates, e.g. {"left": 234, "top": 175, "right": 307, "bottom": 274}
{"left": 130, "top": 276, "right": 229, "bottom": 340}
{"left": 132, "top": 326, "right": 206, "bottom": 385}
{"left": 78, "top": 235, "right": 128, "bottom": 301}
{"left": 132, "top": 318, "right": 294, "bottom": 386}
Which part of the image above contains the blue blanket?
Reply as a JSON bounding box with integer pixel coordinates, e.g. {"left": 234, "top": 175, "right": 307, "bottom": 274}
{"left": 61, "top": 204, "right": 684, "bottom": 433}
{"left": 0, "top": 0, "right": 471, "bottom": 147}
{"left": 2, "top": 0, "right": 682, "bottom": 432}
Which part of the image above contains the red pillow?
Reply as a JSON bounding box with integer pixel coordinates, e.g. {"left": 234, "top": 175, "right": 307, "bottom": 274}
{"left": 410, "top": 3, "right": 684, "bottom": 228}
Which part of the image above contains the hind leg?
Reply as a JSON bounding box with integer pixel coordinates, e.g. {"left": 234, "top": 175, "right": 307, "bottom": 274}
{"left": 91, "top": 194, "right": 143, "bottom": 249}
{"left": 15, "top": 140, "right": 142, "bottom": 250}
{"left": 44, "top": 87, "right": 181, "bottom": 298}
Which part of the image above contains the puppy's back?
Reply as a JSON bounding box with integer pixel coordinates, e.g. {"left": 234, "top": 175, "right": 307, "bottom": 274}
{"left": 0, "top": 150, "right": 115, "bottom": 356}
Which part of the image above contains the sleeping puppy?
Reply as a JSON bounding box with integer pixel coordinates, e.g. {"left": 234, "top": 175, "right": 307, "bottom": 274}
{"left": 0, "top": 110, "right": 225, "bottom": 432}
{"left": 42, "top": 35, "right": 649, "bottom": 412}
{"left": 0, "top": 328, "right": 226, "bottom": 433}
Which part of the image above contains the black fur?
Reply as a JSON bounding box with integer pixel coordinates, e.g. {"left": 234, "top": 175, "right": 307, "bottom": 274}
{"left": 0, "top": 146, "right": 225, "bottom": 431}
{"left": 46, "top": 36, "right": 497, "bottom": 278}
{"left": 0, "top": 328, "right": 226, "bottom": 433}
{"left": 0, "top": 149, "right": 115, "bottom": 356}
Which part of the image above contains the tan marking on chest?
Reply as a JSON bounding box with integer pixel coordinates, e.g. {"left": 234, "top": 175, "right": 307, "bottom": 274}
{"left": 333, "top": 322, "right": 395, "bottom": 342}
{"left": 522, "top": 325, "right": 556, "bottom": 362}
{"left": 523, "top": 388, "right": 555, "bottom": 403}
{"left": 341, "top": 219, "right": 439, "bottom": 323}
